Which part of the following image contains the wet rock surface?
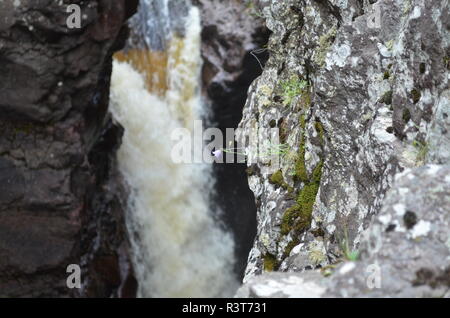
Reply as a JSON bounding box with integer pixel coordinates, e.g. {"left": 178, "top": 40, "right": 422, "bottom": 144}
{"left": 237, "top": 0, "right": 449, "bottom": 296}
{"left": 0, "top": 0, "right": 138, "bottom": 297}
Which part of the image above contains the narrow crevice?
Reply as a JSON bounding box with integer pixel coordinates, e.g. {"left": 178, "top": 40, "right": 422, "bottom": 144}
{"left": 206, "top": 31, "right": 270, "bottom": 280}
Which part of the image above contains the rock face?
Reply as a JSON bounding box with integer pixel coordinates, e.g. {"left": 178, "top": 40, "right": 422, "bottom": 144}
{"left": 236, "top": 271, "right": 326, "bottom": 298}
{"left": 194, "top": 0, "right": 269, "bottom": 278}
{"left": 326, "top": 164, "right": 450, "bottom": 297}
{"left": 238, "top": 0, "right": 449, "bottom": 295}
{"left": 0, "top": 0, "right": 138, "bottom": 297}
{"left": 237, "top": 165, "right": 450, "bottom": 297}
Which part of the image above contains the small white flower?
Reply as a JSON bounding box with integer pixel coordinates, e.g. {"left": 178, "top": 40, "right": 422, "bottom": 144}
{"left": 212, "top": 149, "right": 222, "bottom": 158}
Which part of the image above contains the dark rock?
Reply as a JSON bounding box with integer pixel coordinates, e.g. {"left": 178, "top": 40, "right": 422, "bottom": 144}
{"left": 0, "top": 0, "right": 138, "bottom": 297}
{"left": 194, "top": 0, "right": 270, "bottom": 279}
{"left": 0, "top": 158, "right": 25, "bottom": 205}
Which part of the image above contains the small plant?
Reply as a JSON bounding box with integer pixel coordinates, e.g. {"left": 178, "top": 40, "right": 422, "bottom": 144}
{"left": 259, "top": 142, "right": 291, "bottom": 159}
{"left": 246, "top": 1, "right": 265, "bottom": 19}
{"left": 344, "top": 248, "right": 360, "bottom": 261}
{"left": 309, "top": 248, "right": 326, "bottom": 265}
{"left": 340, "top": 229, "right": 359, "bottom": 261}
{"left": 314, "top": 27, "right": 337, "bottom": 66}
{"left": 263, "top": 253, "right": 278, "bottom": 272}
{"left": 250, "top": 48, "right": 268, "bottom": 71}
{"left": 410, "top": 88, "right": 421, "bottom": 104}
{"left": 412, "top": 140, "right": 428, "bottom": 165}
{"left": 280, "top": 76, "right": 308, "bottom": 107}
{"left": 320, "top": 264, "right": 337, "bottom": 277}
{"left": 213, "top": 142, "right": 290, "bottom": 160}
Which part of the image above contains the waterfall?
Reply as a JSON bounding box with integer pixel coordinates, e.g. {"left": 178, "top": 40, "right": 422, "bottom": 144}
{"left": 109, "top": 0, "right": 237, "bottom": 297}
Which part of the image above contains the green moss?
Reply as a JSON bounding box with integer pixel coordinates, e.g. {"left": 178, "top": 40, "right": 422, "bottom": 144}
{"left": 383, "top": 70, "right": 390, "bottom": 80}
{"left": 311, "top": 227, "right": 325, "bottom": 237}
{"left": 381, "top": 90, "right": 393, "bottom": 105}
{"left": 269, "top": 119, "right": 277, "bottom": 128}
{"left": 245, "top": 166, "right": 255, "bottom": 176}
{"left": 294, "top": 140, "right": 308, "bottom": 182}
{"left": 280, "top": 207, "right": 297, "bottom": 235}
{"left": 297, "top": 180, "right": 320, "bottom": 218}
{"left": 263, "top": 253, "right": 278, "bottom": 272}
{"left": 299, "top": 114, "right": 306, "bottom": 129}
{"left": 280, "top": 76, "right": 309, "bottom": 107}
{"left": 300, "top": 90, "right": 312, "bottom": 109}
{"left": 411, "top": 88, "right": 421, "bottom": 104}
{"left": 314, "top": 27, "right": 337, "bottom": 67}
{"left": 269, "top": 170, "right": 284, "bottom": 185}
{"left": 444, "top": 56, "right": 450, "bottom": 70}
{"left": 320, "top": 264, "right": 337, "bottom": 277}
{"left": 281, "top": 160, "right": 323, "bottom": 236}
{"left": 279, "top": 121, "right": 288, "bottom": 144}
{"left": 269, "top": 169, "right": 292, "bottom": 191}
{"left": 402, "top": 108, "right": 411, "bottom": 123}
{"left": 413, "top": 140, "right": 428, "bottom": 165}
{"left": 282, "top": 238, "right": 300, "bottom": 259}
{"left": 280, "top": 204, "right": 305, "bottom": 235}
{"left": 293, "top": 115, "right": 308, "bottom": 182}
{"left": 314, "top": 121, "right": 325, "bottom": 145}
{"left": 283, "top": 117, "right": 324, "bottom": 235}
{"left": 419, "top": 63, "right": 426, "bottom": 74}
{"left": 280, "top": 130, "right": 288, "bottom": 144}
{"left": 280, "top": 183, "right": 320, "bottom": 235}
{"left": 311, "top": 160, "right": 324, "bottom": 183}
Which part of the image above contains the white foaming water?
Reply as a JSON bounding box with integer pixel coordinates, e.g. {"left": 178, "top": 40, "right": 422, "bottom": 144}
{"left": 109, "top": 6, "right": 237, "bottom": 297}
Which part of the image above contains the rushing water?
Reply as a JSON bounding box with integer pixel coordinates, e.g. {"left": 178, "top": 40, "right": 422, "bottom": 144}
{"left": 109, "top": 0, "right": 237, "bottom": 297}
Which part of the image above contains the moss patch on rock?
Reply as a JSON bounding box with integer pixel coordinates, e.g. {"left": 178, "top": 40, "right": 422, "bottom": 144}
{"left": 381, "top": 90, "right": 393, "bottom": 105}
{"left": 280, "top": 75, "right": 310, "bottom": 108}
{"left": 281, "top": 117, "right": 324, "bottom": 237}
{"left": 411, "top": 88, "right": 421, "bottom": 104}
{"left": 282, "top": 238, "right": 300, "bottom": 259}
{"left": 402, "top": 108, "right": 411, "bottom": 123}
{"left": 269, "top": 169, "right": 293, "bottom": 192}
{"left": 263, "top": 253, "right": 278, "bottom": 272}
{"left": 293, "top": 115, "right": 309, "bottom": 182}
{"left": 245, "top": 168, "right": 254, "bottom": 176}
{"left": 444, "top": 56, "right": 450, "bottom": 70}
{"left": 269, "top": 170, "right": 284, "bottom": 185}
{"left": 314, "top": 121, "right": 325, "bottom": 144}
{"left": 313, "top": 26, "right": 337, "bottom": 67}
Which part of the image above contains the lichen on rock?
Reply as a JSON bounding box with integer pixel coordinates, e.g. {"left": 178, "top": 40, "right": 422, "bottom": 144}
{"left": 238, "top": 0, "right": 450, "bottom": 293}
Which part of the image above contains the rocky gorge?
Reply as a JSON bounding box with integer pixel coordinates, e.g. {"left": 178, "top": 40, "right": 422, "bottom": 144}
{"left": 0, "top": 0, "right": 449, "bottom": 298}
{"left": 237, "top": 0, "right": 450, "bottom": 297}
